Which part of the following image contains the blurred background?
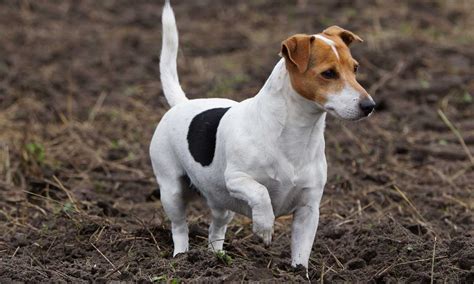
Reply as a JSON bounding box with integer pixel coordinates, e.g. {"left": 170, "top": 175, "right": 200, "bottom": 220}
{"left": 0, "top": 0, "right": 473, "bottom": 282}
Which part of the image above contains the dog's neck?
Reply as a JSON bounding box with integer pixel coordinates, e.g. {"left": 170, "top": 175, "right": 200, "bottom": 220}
{"left": 250, "top": 58, "right": 326, "bottom": 161}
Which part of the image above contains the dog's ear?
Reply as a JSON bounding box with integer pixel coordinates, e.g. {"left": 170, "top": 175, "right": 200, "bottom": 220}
{"left": 323, "top": 26, "right": 363, "bottom": 46}
{"left": 280, "top": 34, "right": 315, "bottom": 73}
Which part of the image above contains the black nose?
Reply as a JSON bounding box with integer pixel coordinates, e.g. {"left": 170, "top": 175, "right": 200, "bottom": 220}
{"left": 359, "top": 99, "right": 376, "bottom": 116}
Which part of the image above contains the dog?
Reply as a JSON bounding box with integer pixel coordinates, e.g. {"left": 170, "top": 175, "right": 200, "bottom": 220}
{"left": 150, "top": 0, "right": 375, "bottom": 269}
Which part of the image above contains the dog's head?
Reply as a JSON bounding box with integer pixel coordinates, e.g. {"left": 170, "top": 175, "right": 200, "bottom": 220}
{"left": 281, "top": 26, "right": 375, "bottom": 121}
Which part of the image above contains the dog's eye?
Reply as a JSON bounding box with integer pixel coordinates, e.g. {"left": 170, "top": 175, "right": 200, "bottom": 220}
{"left": 354, "top": 65, "right": 359, "bottom": 73}
{"left": 321, "top": 69, "right": 338, "bottom": 79}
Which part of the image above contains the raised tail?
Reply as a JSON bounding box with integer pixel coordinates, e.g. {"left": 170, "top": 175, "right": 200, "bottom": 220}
{"left": 160, "top": 0, "right": 187, "bottom": 107}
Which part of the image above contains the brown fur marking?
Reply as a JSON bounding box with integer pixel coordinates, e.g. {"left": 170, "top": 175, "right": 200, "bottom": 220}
{"left": 281, "top": 28, "right": 368, "bottom": 105}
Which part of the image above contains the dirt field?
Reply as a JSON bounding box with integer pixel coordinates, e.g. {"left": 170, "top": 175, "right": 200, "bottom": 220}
{"left": 1, "top": 0, "right": 473, "bottom": 282}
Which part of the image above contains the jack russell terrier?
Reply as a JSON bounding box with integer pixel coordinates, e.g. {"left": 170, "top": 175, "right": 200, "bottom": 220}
{"left": 150, "top": 0, "right": 375, "bottom": 269}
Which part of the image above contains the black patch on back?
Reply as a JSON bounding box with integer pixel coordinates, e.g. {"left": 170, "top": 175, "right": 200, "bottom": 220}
{"left": 187, "top": 107, "right": 230, "bottom": 166}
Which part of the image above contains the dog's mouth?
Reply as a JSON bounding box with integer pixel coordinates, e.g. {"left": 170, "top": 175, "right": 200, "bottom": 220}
{"left": 324, "top": 106, "right": 366, "bottom": 121}
{"left": 324, "top": 106, "right": 342, "bottom": 118}
{"left": 325, "top": 106, "right": 336, "bottom": 113}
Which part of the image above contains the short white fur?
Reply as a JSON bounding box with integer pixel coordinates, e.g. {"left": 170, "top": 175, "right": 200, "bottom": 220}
{"left": 159, "top": 0, "right": 187, "bottom": 106}
{"left": 151, "top": 1, "right": 369, "bottom": 271}
{"left": 324, "top": 84, "right": 374, "bottom": 120}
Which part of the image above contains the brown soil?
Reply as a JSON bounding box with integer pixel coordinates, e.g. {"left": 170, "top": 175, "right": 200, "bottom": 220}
{"left": 1, "top": 0, "right": 473, "bottom": 282}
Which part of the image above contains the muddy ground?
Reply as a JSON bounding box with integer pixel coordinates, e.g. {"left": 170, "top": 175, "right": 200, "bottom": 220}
{"left": 0, "top": 0, "right": 473, "bottom": 282}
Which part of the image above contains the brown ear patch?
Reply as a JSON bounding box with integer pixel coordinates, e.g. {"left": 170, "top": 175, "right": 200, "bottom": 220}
{"left": 323, "top": 25, "right": 363, "bottom": 46}
{"left": 281, "top": 34, "right": 315, "bottom": 73}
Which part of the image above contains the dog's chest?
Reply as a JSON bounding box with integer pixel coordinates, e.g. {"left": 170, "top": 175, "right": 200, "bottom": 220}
{"left": 262, "top": 156, "right": 325, "bottom": 217}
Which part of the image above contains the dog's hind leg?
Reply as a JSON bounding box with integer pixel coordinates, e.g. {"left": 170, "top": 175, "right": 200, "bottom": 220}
{"left": 158, "top": 176, "right": 190, "bottom": 256}
{"left": 208, "top": 207, "right": 234, "bottom": 252}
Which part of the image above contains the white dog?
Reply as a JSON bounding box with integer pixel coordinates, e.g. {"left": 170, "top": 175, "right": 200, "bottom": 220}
{"left": 150, "top": 0, "right": 375, "bottom": 269}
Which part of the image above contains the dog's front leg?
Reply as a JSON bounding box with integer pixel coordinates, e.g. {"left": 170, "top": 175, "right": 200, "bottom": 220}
{"left": 225, "top": 173, "right": 274, "bottom": 245}
{"left": 291, "top": 201, "right": 321, "bottom": 268}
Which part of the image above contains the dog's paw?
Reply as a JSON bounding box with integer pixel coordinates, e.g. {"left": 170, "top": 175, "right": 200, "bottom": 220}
{"left": 254, "top": 226, "right": 273, "bottom": 246}
{"left": 290, "top": 264, "right": 309, "bottom": 280}
{"left": 252, "top": 213, "right": 274, "bottom": 246}
{"left": 172, "top": 246, "right": 189, "bottom": 257}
